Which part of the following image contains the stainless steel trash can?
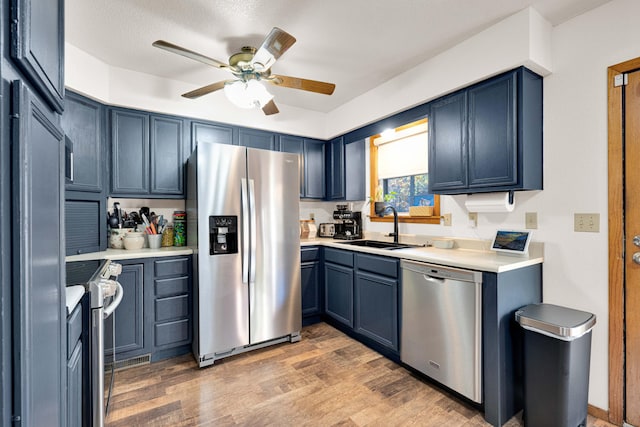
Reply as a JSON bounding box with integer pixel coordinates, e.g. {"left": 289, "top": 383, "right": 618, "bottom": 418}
{"left": 515, "top": 303, "right": 596, "bottom": 427}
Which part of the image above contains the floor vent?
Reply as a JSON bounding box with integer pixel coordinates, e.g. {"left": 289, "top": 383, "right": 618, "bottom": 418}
{"left": 106, "top": 354, "right": 151, "bottom": 372}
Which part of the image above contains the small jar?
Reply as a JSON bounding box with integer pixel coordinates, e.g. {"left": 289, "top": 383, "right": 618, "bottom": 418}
{"left": 161, "top": 225, "right": 174, "bottom": 247}
{"left": 123, "top": 232, "right": 145, "bottom": 250}
{"left": 173, "top": 211, "right": 186, "bottom": 247}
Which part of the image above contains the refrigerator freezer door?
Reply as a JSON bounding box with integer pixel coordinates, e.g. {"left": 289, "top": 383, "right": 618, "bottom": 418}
{"left": 194, "top": 143, "right": 250, "bottom": 357}
{"left": 247, "top": 148, "right": 302, "bottom": 344}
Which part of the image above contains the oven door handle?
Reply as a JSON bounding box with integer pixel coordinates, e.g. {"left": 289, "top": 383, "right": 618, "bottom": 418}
{"left": 103, "top": 281, "right": 123, "bottom": 319}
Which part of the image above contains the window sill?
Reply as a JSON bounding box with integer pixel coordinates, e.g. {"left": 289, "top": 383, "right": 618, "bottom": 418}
{"left": 369, "top": 215, "right": 441, "bottom": 225}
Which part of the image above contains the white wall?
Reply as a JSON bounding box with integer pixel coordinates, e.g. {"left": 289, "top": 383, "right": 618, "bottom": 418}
{"left": 65, "top": 0, "right": 640, "bottom": 410}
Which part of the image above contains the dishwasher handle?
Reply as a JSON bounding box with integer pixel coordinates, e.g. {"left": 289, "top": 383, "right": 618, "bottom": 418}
{"left": 421, "top": 274, "right": 446, "bottom": 284}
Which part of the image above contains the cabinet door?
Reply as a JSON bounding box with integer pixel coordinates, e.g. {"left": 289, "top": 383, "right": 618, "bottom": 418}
{"left": 345, "top": 139, "right": 366, "bottom": 201}
{"left": 355, "top": 272, "right": 398, "bottom": 351}
{"left": 467, "top": 72, "right": 517, "bottom": 188}
{"left": 62, "top": 92, "right": 105, "bottom": 192}
{"left": 105, "top": 263, "right": 145, "bottom": 358}
{"left": 150, "top": 115, "right": 184, "bottom": 195}
{"left": 326, "top": 137, "right": 345, "bottom": 199}
{"left": 302, "top": 261, "right": 321, "bottom": 316}
{"left": 324, "top": 263, "right": 353, "bottom": 327}
{"left": 304, "top": 139, "right": 326, "bottom": 199}
{"left": 65, "top": 199, "right": 102, "bottom": 256}
{"left": 111, "top": 109, "right": 149, "bottom": 194}
{"left": 191, "top": 121, "right": 234, "bottom": 151}
{"left": 67, "top": 341, "right": 82, "bottom": 427}
{"left": 428, "top": 91, "right": 467, "bottom": 192}
{"left": 280, "top": 135, "right": 304, "bottom": 197}
{"left": 239, "top": 128, "right": 276, "bottom": 150}
{"left": 10, "top": 0, "right": 64, "bottom": 113}
{"left": 11, "top": 80, "right": 66, "bottom": 427}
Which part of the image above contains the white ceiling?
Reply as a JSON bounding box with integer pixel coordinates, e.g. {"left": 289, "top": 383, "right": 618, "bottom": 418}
{"left": 66, "top": 0, "right": 611, "bottom": 113}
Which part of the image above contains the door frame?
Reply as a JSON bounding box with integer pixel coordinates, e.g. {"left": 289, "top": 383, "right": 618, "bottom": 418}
{"left": 608, "top": 56, "right": 640, "bottom": 426}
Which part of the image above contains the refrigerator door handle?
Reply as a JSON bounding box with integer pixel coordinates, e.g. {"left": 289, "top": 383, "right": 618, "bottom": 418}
{"left": 248, "top": 179, "right": 257, "bottom": 283}
{"left": 241, "top": 178, "right": 250, "bottom": 284}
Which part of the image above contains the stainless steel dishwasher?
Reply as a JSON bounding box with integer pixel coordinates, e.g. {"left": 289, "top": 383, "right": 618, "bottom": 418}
{"left": 401, "top": 259, "right": 483, "bottom": 403}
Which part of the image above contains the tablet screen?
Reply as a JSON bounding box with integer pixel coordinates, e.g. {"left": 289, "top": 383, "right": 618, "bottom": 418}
{"left": 491, "top": 230, "right": 531, "bottom": 254}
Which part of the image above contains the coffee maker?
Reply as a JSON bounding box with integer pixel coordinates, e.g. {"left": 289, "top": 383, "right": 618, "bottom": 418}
{"left": 333, "top": 204, "right": 363, "bottom": 240}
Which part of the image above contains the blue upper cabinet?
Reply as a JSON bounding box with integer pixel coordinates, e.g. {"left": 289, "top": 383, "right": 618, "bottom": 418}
{"left": 190, "top": 120, "right": 235, "bottom": 151}
{"left": 428, "top": 67, "right": 542, "bottom": 194}
{"left": 111, "top": 109, "right": 150, "bottom": 195}
{"left": 110, "top": 108, "right": 186, "bottom": 198}
{"left": 10, "top": 0, "right": 65, "bottom": 113}
{"left": 239, "top": 128, "right": 277, "bottom": 150}
{"left": 326, "top": 137, "right": 366, "bottom": 201}
{"left": 62, "top": 92, "right": 105, "bottom": 192}
{"left": 280, "top": 135, "right": 325, "bottom": 199}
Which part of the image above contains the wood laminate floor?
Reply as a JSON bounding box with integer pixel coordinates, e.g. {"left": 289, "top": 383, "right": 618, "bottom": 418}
{"left": 105, "top": 323, "right": 615, "bottom": 427}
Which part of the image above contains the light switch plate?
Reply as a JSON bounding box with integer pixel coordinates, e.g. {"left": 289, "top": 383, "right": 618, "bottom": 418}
{"left": 442, "top": 213, "right": 452, "bottom": 226}
{"left": 525, "top": 212, "right": 538, "bottom": 229}
{"left": 574, "top": 213, "right": 600, "bottom": 232}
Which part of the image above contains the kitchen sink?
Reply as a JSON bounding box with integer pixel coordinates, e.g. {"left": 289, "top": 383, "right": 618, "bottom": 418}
{"left": 336, "top": 240, "right": 425, "bottom": 250}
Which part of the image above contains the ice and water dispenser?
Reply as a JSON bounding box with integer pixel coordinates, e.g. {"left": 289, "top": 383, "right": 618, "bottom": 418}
{"left": 209, "top": 216, "right": 238, "bottom": 255}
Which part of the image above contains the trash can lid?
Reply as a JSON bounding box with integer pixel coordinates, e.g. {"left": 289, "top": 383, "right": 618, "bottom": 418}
{"left": 515, "top": 303, "right": 596, "bottom": 340}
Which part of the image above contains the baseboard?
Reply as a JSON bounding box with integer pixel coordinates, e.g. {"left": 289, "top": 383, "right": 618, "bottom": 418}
{"left": 588, "top": 404, "right": 609, "bottom": 423}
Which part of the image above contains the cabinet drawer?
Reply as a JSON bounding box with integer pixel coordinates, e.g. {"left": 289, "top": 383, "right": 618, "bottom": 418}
{"left": 301, "top": 246, "right": 320, "bottom": 262}
{"left": 324, "top": 248, "right": 353, "bottom": 267}
{"left": 155, "top": 276, "right": 189, "bottom": 298}
{"left": 67, "top": 303, "right": 83, "bottom": 357}
{"left": 155, "top": 319, "right": 190, "bottom": 346}
{"left": 356, "top": 253, "right": 398, "bottom": 278}
{"left": 154, "top": 257, "right": 189, "bottom": 278}
{"left": 155, "top": 295, "right": 189, "bottom": 322}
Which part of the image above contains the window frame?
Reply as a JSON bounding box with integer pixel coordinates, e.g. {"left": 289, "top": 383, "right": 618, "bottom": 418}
{"left": 369, "top": 118, "right": 441, "bottom": 225}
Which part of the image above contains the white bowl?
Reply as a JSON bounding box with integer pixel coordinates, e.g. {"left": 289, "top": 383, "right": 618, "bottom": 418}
{"left": 123, "top": 232, "right": 145, "bottom": 250}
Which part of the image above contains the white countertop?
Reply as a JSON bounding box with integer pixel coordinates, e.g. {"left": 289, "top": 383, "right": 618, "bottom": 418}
{"left": 65, "top": 246, "right": 194, "bottom": 262}
{"left": 65, "top": 285, "right": 85, "bottom": 315}
{"left": 301, "top": 238, "right": 543, "bottom": 273}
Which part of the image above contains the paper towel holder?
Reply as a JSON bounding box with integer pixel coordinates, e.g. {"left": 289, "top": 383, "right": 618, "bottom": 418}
{"left": 465, "top": 190, "right": 515, "bottom": 213}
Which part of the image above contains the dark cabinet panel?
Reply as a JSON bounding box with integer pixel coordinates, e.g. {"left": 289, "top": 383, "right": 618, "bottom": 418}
{"left": 304, "top": 139, "right": 326, "bottom": 199}
{"left": 66, "top": 341, "right": 82, "bottom": 427}
{"left": 150, "top": 115, "right": 184, "bottom": 195}
{"left": 105, "top": 263, "right": 146, "bottom": 358}
{"left": 10, "top": 0, "right": 65, "bottom": 113}
{"left": 62, "top": 91, "right": 105, "bottom": 192}
{"left": 239, "top": 128, "right": 276, "bottom": 150}
{"left": 110, "top": 109, "right": 149, "bottom": 195}
{"left": 428, "top": 91, "right": 468, "bottom": 192}
{"left": 345, "top": 139, "right": 366, "bottom": 201}
{"left": 65, "top": 199, "right": 102, "bottom": 256}
{"left": 11, "top": 80, "right": 66, "bottom": 426}
{"left": 326, "top": 137, "right": 345, "bottom": 199}
{"left": 191, "top": 121, "right": 234, "bottom": 151}
{"left": 355, "top": 272, "right": 398, "bottom": 351}
{"left": 302, "top": 261, "right": 321, "bottom": 316}
{"left": 468, "top": 72, "right": 517, "bottom": 188}
{"left": 324, "top": 263, "right": 354, "bottom": 327}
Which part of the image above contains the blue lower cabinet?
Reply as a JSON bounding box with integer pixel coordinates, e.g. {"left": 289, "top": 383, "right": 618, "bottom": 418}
{"left": 66, "top": 302, "right": 84, "bottom": 427}
{"left": 355, "top": 272, "right": 398, "bottom": 352}
{"left": 324, "top": 262, "right": 354, "bottom": 327}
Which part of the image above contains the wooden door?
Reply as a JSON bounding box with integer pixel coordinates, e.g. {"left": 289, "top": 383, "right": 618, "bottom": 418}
{"left": 625, "top": 69, "right": 640, "bottom": 427}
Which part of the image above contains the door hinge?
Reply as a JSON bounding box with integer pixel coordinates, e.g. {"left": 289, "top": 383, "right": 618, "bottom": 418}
{"left": 614, "top": 73, "right": 628, "bottom": 87}
{"left": 12, "top": 414, "right": 21, "bottom": 425}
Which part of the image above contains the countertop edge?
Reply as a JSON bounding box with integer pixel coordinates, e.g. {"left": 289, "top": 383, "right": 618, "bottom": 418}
{"left": 66, "top": 247, "right": 194, "bottom": 262}
{"left": 301, "top": 239, "right": 543, "bottom": 273}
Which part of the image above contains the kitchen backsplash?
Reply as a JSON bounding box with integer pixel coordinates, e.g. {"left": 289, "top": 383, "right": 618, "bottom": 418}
{"left": 300, "top": 200, "right": 368, "bottom": 225}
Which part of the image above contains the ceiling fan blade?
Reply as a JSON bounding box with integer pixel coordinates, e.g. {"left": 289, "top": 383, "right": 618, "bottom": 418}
{"left": 262, "top": 99, "right": 279, "bottom": 115}
{"left": 182, "top": 80, "right": 231, "bottom": 99}
{"left": 268, "top": 75, "right": 336, "bottom": 95}
{"left": 251, "top": 27, "right": 296, "bottom": 71}
{"left": 152, "top": 40, "right": 230, "bottom": 70}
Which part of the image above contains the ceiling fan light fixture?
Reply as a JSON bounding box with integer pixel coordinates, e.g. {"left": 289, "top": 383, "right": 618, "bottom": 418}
{"left": 224, "top": 79, "right": 273, "bottom": 109}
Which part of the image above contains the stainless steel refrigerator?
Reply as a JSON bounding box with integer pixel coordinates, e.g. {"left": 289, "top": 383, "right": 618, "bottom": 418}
{"left": 186, "top": 142, "right": 301, "bottom": 367}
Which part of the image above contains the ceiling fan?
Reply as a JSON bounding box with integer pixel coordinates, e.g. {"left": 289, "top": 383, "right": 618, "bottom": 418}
{"left": 152, "top": 27, "right": 336, "bottom": 115}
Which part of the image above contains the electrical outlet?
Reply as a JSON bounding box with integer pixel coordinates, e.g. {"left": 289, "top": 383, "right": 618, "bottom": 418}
{"left": 574, "top": 213, "right": 600, "bottom": 232}
{"left": 442, "top": 213, "right": 452, "bottom": 226}
{"left": 468, "top": 212, "right": 477, "bottom": 228}
{"left": 309, "top": 212, "right": 315, "bottom": 220}
{"left": 525, "top": 212, "right": 538, "bottom": 229}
